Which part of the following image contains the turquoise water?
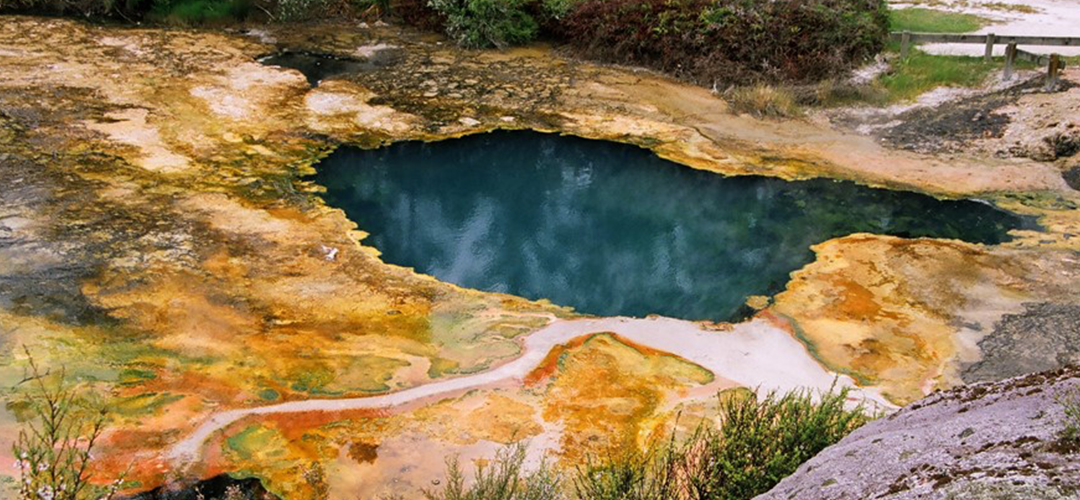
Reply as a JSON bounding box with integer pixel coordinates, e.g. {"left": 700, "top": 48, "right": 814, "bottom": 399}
{"left": 314, "top": 132, "right": 1032, "bottom": 321}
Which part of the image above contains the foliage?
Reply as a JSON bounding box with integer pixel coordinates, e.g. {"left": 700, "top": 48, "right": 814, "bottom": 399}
{"left": 557, "top": 0, "right": 890, "bottom": 86}
{"left": 390, "top": 0, "right": 445, "bottom": 31}
{"left": 572, "top": 445, "right": 679, "bottom": 500}
{"left": 408, "top": 443, "right": 565, "bottom": 500}
{"left": 11, "top": 350, "right": 124, "bottom": 500}
{"left": 147, "top": 0, "right": 249, "bottom": 23}
{"left": 0, "top": 0, "right": 119, "bottom": 17}
{"left": 275, "top": 0, "right": 323, "bottom": 20}
{"left": 1057, "top": 387, "right": 1080, "bottom": 445}
{"left": 889, "top": 7, "right": 988, "bottom": 33}
{"left": 427, "top": 0, "right": 538, "bottom": 49}
{"left": 724, "top": 84, "right": 802, "bottom": 118}
{"left": 678, "top": 387, "right": 867, "bottom": 500}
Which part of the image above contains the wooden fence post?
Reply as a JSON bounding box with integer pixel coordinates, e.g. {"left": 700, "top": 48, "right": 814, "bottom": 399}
{"left": 1046, "top": 53, "right": 1062, "bottom": 90}
{"left": 984, "top": 33, "right": 996, "bottom": 61}
{"left": 1004, "top": 42, "right": 1017, "bottom": 80}
{"left": 901, "top": 31, "right": 912, "bottom": 60}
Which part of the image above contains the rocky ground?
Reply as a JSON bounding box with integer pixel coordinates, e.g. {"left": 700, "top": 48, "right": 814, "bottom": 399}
{"left": 756, "top": 366, "right": 1080, "bottom": 500}
{"left": 1, "top": 14, "right": 1080, "bottom": 499}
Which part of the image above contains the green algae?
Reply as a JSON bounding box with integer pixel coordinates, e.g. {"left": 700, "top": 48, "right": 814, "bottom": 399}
{"left": 226, "top": 425, "right": 289, "bottom": 461}
{"left": 111, "top": 392, "right": 184, "bottom": 417}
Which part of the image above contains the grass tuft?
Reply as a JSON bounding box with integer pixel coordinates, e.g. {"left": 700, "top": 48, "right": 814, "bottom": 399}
{"left": 725, "top": 84, "right": 802, "bottom": 118}
{"left": 416, "top": 443, "right": 566, "bottom": 500}
{"left": 1057, "top": 387, "right": 1080, "bottom": 446}
{"left": 889, "top": 7, "right": 989, "bottom": 33}
{"left": 879, "top": 47, "right": 996, "bottom": 102}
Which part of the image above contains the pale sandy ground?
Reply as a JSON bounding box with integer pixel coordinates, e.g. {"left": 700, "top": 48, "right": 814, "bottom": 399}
{"left": 892, "top": 0, "right": 1080, "bottom": 56}
{"left": 167, "top": 316, "right": 894, "bottom": 463}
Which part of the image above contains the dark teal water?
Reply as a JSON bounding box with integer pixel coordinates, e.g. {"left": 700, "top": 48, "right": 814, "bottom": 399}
{"left": 314, "top": 132, "right": 1032, "bottom": 321}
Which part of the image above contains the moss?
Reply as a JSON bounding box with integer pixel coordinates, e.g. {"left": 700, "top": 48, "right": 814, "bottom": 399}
{"left": 226, "top": 425, "right": 289, "bottom": 461}
{"left": 258, "top": 388, "right": 281, "bottom": 401}
{"left": 117, "top": 368, "right": 157, "bottom": 386}
{"left": 427, "top": 357, "right": 461, "bottom": 378}
{"left": 110, "top": 392, "right": 184, "bottom": 417}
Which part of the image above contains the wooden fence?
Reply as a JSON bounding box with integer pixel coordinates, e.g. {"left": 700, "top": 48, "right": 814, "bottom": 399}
{"left": 889, "top": 31, "right": 1075, "bottom": 87}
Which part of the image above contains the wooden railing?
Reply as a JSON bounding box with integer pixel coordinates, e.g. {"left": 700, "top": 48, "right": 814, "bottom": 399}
{"left": 889, "top": 31, "right": 1073, "bottom": 88}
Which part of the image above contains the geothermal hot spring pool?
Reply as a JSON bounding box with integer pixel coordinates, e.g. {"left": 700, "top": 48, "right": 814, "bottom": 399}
{"left": 314, "top": 132, "right": 1032, "bottom": 321}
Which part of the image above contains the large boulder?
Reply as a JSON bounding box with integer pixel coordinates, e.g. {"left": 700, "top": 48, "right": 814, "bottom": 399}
{"left": 755, "top": 367, "right": 1080, "bottom": 500}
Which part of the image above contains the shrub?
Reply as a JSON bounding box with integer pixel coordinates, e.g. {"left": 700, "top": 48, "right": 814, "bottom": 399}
{"left": 275, "top": 0, "right": 323, "bottom": 19}
{"left": 558, "top": 0, "right": 890, "bottom": 85}
{"left": 417, "top": 443, "right": 565, "bottom": 500}
{"left": 680, "top": 387, "right": 867, "bottom": 500}
{"left": 391, "top": 0, "right": 445, "bottom": 31}
{"left": 572, "top": 446, "right": 680, "bottom": 500}
{"left": 149, "top": 0, "right": 250, "bottom": 24}
{"left": 427, "top": 0, "right": 538, "bottom": 49}
{"left": 11, "top": 350, "right": 124, "bottom": 500}
{"left": 1057, "top": 387, "right": 1080, "bottom": 445}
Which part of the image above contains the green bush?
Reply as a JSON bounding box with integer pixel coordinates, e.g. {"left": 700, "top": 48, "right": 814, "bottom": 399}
{"left": 573, "top": 387, "right": 868, "bottom": 500}
{"left": 149, "top": 0, "right": 249, "bottom": 24}
{"left": 427, "top": 0, "right": 538, "bottom": 48}
{"left": 558, "top": 0, "right": 890, "bottom": 85}
{"left": 1058, "top": 387, "right": 1080, "bottom": 445}
{"left": 412, "top": 443, "right": 565, "bottom": 500}
{"left": 275, "top": 0, "right": 323, "bottom": 19}
{"left": 681, "top": 388, "right": 867, "bottom": 500}
{"left": 572, "top": 446, "right": 680, "bottom": 500}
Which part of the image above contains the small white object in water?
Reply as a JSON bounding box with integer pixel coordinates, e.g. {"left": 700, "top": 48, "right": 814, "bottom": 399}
{"left": 321, "top": 245, "right": 339, "bottom": 261}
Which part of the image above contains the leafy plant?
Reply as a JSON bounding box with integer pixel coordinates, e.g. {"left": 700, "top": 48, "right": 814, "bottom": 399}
{"left": 11, "top": 350, "right": 124, "bottom": 500}
{"left": 557, "top": 0, "right": 890, "bottom": 85}
{"left": 148, "top": 0, "right": 249, "bottom": 24}
{"left": 275, "top": 0, "right": 324, "bottom": 20}
{"left": 419, "top": 443, "right": 565, "bottom": 500}
{"left": 572, "top": 445, "right": 680, "bottom": 500}
{"left": 680, "top": 387, "right": 867, "bottom": 500}
{"left": 572, "top": 387, "right": 868, "bottom": 500}
{"left": 1057, "top": 387, "right": 1080, "bottom": 445}
{"left": 427, "top": 0, "right": 538, "bottom": 49}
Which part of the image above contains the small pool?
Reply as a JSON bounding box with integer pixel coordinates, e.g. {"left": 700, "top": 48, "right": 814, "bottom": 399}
{"left": 313, "top": 132, "right": 1033, "bottom": 321}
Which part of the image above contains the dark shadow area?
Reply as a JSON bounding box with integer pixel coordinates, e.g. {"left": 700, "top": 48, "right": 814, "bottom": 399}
{"left": 259, "top": 50, "right": 399, "bottom": 86}
{"left": 123, "top": 474, "right": 279, "bottom": 500}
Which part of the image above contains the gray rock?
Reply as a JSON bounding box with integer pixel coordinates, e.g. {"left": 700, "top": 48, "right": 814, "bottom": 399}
{"left": 963, "top": 303, "right": 1080, "bottom": 383}
{"left": 755, "top": 367, "right": 1080, "bottom": 500}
